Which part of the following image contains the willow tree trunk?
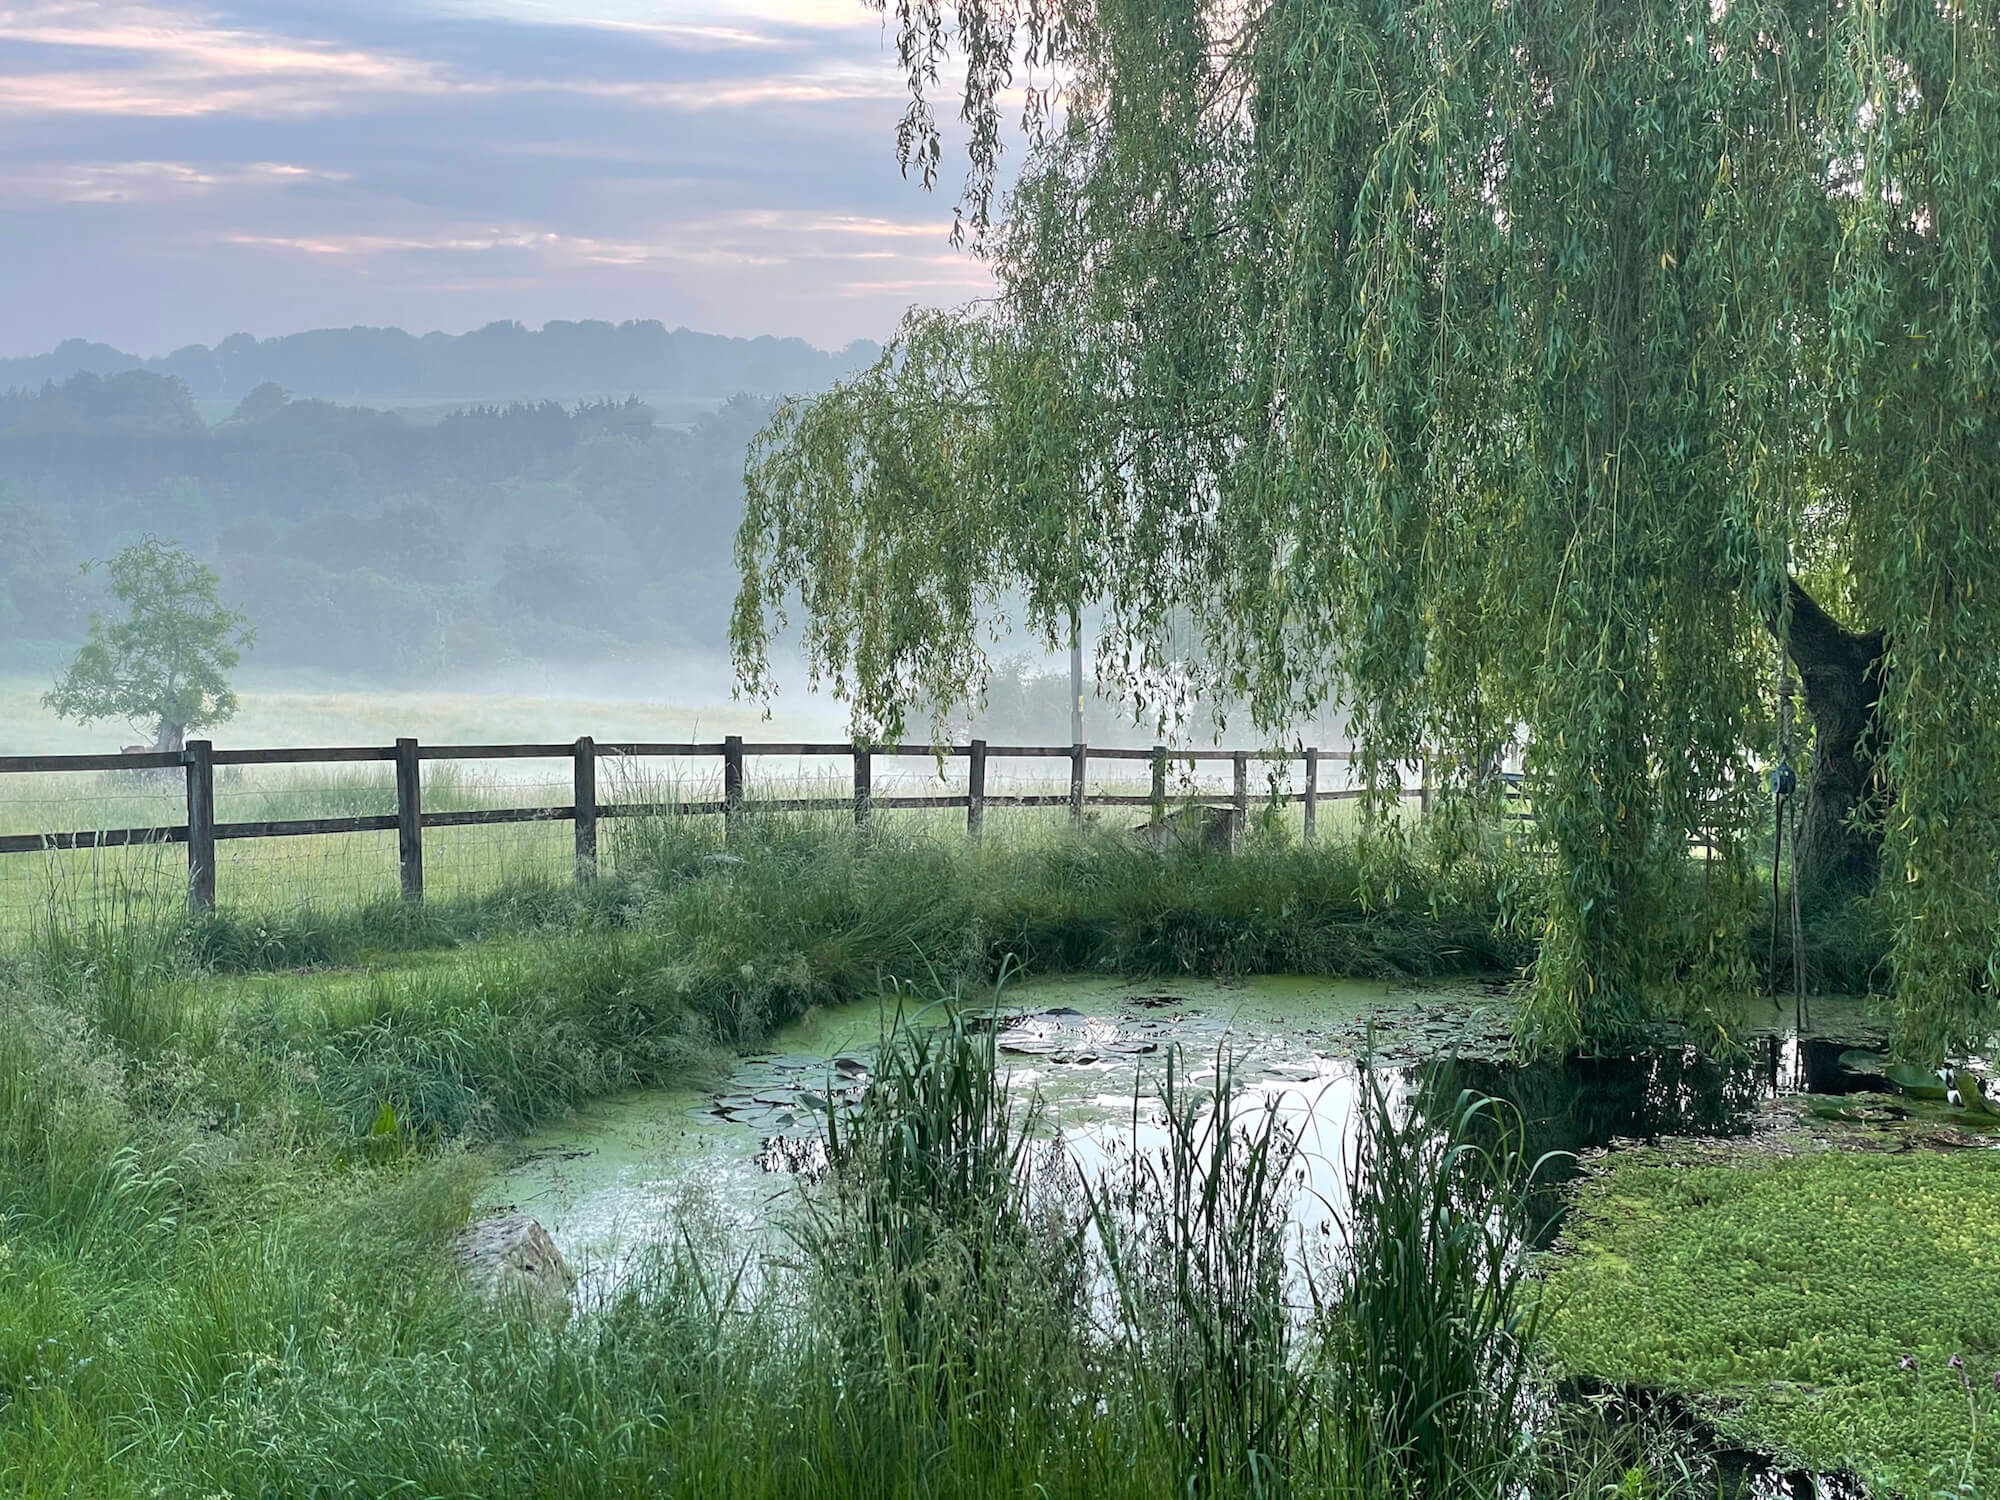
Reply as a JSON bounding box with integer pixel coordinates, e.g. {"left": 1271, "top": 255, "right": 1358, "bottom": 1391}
{"left": 1781, "top": 579, "right": 1885, "bottom": 899}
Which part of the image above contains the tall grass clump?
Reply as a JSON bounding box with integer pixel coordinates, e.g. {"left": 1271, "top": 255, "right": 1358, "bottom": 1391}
{"left": 0, "top": 966, "right": 189, "bottom": 1254}
{"left": 1090, "top": 1050, "right": 1305, "bottom": 1492}
{"left": 776, "top": 1013, "right": 1557, "bottom": 1498}
{"left": 1318, "top": 1066, "right": 1553, "bottom": 1496}
{"left": 792, "top": 1007, "right": 1094, "bottom": 1489}
{"left": 24, "top": 869, "right": 195, "bottom": 1054}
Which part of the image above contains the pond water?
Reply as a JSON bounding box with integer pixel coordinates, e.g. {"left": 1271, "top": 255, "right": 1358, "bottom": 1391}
{"left": 479, "top": 974, "right": 1892, "bottom": 1290}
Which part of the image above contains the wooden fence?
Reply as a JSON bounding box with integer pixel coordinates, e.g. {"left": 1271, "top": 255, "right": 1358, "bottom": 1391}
{"left": 0, "top": 736, "right": 1422, "bottom": 914}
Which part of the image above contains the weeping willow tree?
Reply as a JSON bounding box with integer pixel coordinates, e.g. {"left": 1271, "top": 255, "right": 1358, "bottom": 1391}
{"left": 732, "top": 0, "right": 2000, "bottom": 1060}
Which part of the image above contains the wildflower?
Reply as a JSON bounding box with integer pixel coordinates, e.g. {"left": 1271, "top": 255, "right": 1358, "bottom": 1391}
{"left": 1901, "top": 1355, "right": 1918, "bottom": 1371}
{"left": 1950, "top": 1355, "right": 1965, "bottom": 1370}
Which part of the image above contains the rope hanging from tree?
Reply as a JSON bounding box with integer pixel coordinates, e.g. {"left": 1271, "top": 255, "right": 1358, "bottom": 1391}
{"left": 1768, "top": 650, "right": 1807, "bottom": 1042}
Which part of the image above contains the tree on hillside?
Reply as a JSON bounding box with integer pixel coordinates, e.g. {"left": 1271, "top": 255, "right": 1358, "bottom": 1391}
{"left": 733, "top": 0, "right": 2000, "bottom": 1060}
{"left": 0, "top": 488, "right": 87, "bottom": 642}
{"left": 45, "top": 538, "right": 253, "bottom": 752}
{"left": 230, "top": 382, "right": 292, "bottom": 424}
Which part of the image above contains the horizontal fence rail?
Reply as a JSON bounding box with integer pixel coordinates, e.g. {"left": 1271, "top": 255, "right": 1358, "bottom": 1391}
{"left": 0, "top": 735, "right": 1473, "bottom": 914}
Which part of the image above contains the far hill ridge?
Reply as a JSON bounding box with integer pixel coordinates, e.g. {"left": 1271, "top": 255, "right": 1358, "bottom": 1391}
{"left": 0, "top": 320, "right": 881, "bottom": 405}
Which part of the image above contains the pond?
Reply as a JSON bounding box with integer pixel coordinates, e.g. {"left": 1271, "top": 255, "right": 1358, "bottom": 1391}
{"left": 480, "top": 974, "right": 1894, "bottom": 1292}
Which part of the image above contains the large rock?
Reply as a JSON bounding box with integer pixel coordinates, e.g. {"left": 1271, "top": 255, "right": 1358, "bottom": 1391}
{"left": 1132, "top": 804, "right": 1237, "bottom": 854}
{"left": 456, "top": 1212, "right": 575, "bottom": 1307}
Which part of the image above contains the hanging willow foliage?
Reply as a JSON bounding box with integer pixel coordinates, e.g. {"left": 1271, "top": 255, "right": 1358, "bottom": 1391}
{"left": 733, "top": 0, "right": 2000, "bottom": 1060}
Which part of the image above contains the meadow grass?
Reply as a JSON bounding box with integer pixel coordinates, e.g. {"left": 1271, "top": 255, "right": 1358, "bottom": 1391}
{"left": 0, "top": 719, "right": 1406, "bottom": 929}
{"left": 0, "top": 671, "right": 803, "bottom": 759}
{"left": 0, "top": 757, "right": 1392, "bottom": 933}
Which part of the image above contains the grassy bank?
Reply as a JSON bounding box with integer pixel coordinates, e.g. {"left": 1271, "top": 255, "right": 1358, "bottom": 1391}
{"left": 1544, "top": 1141, "right": 2000, "bottom": 1492}
{"left": 5, "top": 819, "right": 1530, "bottom": 1162}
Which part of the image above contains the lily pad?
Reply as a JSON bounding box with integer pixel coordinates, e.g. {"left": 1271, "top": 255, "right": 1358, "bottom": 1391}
{"left": 1884, "top": 1063, "right": 1950, "bottom": 1101}
{"left": 1803, "top": 1095, "right": 1902, "bottom": 1124}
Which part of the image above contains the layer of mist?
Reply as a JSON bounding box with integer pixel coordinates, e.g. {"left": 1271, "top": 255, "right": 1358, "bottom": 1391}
{"left": 0, "top": 321, "right": 1335, "bottom": 757}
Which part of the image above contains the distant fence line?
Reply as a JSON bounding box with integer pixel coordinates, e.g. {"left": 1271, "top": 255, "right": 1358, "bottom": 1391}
{"left": 0, "top": 736, "right": 1430, "bottom": 914}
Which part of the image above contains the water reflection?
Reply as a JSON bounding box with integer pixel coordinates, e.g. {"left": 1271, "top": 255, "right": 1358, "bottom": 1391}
{"left": 1418, "top": 1043, "right": 1770, "bottom": 1245}
{"left": 487, "top": 981, "right": 1897, "bottom": 1290}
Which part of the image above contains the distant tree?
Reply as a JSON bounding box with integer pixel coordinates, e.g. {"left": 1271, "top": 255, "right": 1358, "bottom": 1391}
{"left": 0, "top": 488, "right": 87, "bottom": 641}
{"left": 0, "top": 376, "right": 782, "bottom": 676}
{"left": 283, "top": 502, "right": 462, "bottom": 583}
{"left": 45, "top": 538, "right": 253, "bottom": 752}
{"left": 495, "top": 544, "right": 596, "bottom": 626}
{"left": 231, "top": 382, "right": 291, "bottom": 424}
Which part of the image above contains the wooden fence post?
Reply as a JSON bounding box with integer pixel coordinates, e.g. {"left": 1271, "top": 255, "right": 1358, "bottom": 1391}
{"left": 967, "top": 739, "right": 986, "bottom": 840}
{"left": 185, "top": 739, "right": 215, "bottom": 914}
{"left": 395, "top": 737, "right": 424, "bottom": 902}
{"left": 1303, "top": 747, "right": 1318, "bottom": 841}
{"left": 1150, "top": 745, "right": 1167, "bottom": 837}
{"left": 853, "top": 743, "right": 872, "bottom": 830}
{"left": 723, "top": 735, "right": 744, "bottom": 839}
{"left": 573, "top": 735, "right": 597, "bottom": 883}
{"left": 1070, "top": 742, "right": 1087, "bottom": 827}
{"left": 1232, "top": 751, "right": 1248, "bottom": 851}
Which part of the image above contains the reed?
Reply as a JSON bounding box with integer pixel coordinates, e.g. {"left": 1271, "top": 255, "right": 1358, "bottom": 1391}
{"left": 1316, "top": 1063, "right": 1553, "bottom": 1496}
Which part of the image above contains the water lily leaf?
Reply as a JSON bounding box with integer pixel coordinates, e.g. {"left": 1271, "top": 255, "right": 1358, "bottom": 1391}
{"left": 1885, "top": 1063, "right": 1950, "bottom": 1101}
{"left": 1805, "top": 1096, "right": 1897, "bottom": 1123}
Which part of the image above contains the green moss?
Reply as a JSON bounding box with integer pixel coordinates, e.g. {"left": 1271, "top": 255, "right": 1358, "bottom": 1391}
{"left": 1544, "top": 1146, "right": 2000, "bottom": 1490}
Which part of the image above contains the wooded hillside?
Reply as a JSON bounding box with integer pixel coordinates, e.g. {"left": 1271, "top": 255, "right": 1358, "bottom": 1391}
{"left": 0, "top": 320, "right": 880, "bottom": 406}
{"left": 0, "top": 370, "right": 770, "bottom": 677}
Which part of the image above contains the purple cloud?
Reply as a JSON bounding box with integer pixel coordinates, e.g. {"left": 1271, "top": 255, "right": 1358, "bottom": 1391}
{"left": 0, "top": 0, "right": 993, "bottom": 353}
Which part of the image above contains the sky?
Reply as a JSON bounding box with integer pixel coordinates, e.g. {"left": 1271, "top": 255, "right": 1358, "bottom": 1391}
{"left": 0, "top": 0, "right": 997, "bottom": 355}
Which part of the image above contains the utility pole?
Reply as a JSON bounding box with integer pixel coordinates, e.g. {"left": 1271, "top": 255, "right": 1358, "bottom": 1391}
{"left": 1069, "top": 605, "right": 1084, "bottom": 747}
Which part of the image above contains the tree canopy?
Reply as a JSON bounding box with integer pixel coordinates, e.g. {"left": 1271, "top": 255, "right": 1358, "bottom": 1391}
{"left": 45, "top": 538, "right": 253, "bottom": 752}
{"left": 733, "top": 0, "right": 2000, "bottom": 1059}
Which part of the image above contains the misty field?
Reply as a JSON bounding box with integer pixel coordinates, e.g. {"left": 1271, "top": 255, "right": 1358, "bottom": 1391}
{"left": 0, "top": 672, "right": 800, "bottom": 760}
{"left": 0, "top": 673, "right": 1391, "bottom": 933}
